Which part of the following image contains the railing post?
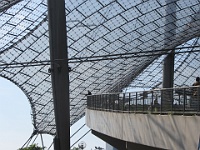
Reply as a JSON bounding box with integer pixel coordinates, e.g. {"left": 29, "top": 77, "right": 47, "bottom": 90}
{"left": 183, "top": 88, "right": 186, "bottom": 114}
{"left": 136, "top": 92, "right": 138, "bottom": 112}
{"left": 123, "top": 93, "right": 125, "bottom": 111}
{"left": 178, "top": 91, "right": 181, "bottom": 105}
{"left": 96, "top": 95, "right": 98, "bottom": 109}
{"left": 129, "top": 93, "right": 131, "bottom": 112}
{"left": 87, "top": 96, "right": 92, "bottom": 108}
{"left": 117, "top": 94, "right": 120, "bottom": 111}
{"left": 89, "top": 95, "right": 92, "bottom": 109}
{"left": 108, "top": 94, "right": 110, "bottom": 111}
{"left": 94, "top": 95, "right": 96, "bottom": 109}
{"left": 171, "top": 89, "right": 173, "bottom": 112}
{"left": 143, "top": 92, "right": 145, "bottom": 112}
{"left": 100, "top": 94, "right": 102, "bottom": 111}
{"left": 103, "top": 94, "right": 105, "bottom": 109}
{"left": 109, "top": 94, "right": 111, "bottom": 111}
{"left": 97, "top": 95, "right": 99, "bottom": 110}
{"left": 113, "top": 94, "right": 115, "bottom": 111}
{"left": 91, "top": 95, "right": 93, "bottom": 109}
{"left": 105, "top": 94, "right": 107, "bottom": 110}
{"left": 101, "top": 94, "right": 103, "bottom": 109}
{"left": 160, "top": 90, "right": 162, "bottom": 114}
{"left": 198, "top": 87, "right": 200, "bottom": 112}
{"left": 151, "top": 91, "right": 154, "bottom": 113}
{"left": 87, "top": 96, "right": 89, "bottom": 108}
{"left": 95, "top": 95, "right": 97, "bottom": 109}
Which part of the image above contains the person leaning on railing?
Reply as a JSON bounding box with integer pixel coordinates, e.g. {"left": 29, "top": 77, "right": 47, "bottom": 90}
{"left": 192, "top": 77, "right": 200, "bottom": 96}
{"left": 190, "top": 77, "right": 200, "bottom": 109}
{"left": 85, "top": 90, "right": 92, "bottom": 108}
{"left": 153, "top": 98, "right": 160, "bottom": 112}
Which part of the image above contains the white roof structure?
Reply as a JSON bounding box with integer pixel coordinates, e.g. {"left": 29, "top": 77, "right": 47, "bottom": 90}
{"left": 0, "top": 0, "right": 200, "bottom": 139}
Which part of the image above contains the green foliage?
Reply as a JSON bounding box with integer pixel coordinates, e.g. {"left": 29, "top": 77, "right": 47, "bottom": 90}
{"left": 71, "top": 147, "right": 79, "bottom": 150}
{"left": 18, "top": 144, "right": 43, "bottom": 150}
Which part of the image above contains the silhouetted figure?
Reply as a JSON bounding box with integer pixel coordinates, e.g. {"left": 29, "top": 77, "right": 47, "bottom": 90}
{"left": 148, "top": 102, "right": 153, "bottom": 111}
{"left": 153, "top": 98, "right": 160, "bottom": 112}
{"left": 86, "top": 90, "right": 92, "bottom": 108}
{"left": 191, "top": 77, "right": 200, "bottom": 108}
{"left": 193, "top": 77, "right": 200, "bottom": 86}
{"left": 192, "top": 77, "right": 200, "bottom": 96}
{"left": 85, "top": 90, "right": 92, "bottom": 96}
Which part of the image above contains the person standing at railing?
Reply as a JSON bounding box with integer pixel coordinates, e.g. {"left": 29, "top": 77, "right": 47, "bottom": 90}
{"left": 85, "top": 90, "right": 92, "bottom": 96}
{"left": 148, "top": 96, "right": 159, "bottom": 112}
{"left": 153, "top": 98, "right": 160, "bottom": 112}
{"left": 192, "top": 77, "right": 200, "bottom": 86}
{"left": 191, "top": 77, "right": 200, "bottom": 109}
{"left": 85, "top": 90, "right": 92, "bottom": 108}
{"left": 192, "top": 77, "right": 200, "bottom": 96}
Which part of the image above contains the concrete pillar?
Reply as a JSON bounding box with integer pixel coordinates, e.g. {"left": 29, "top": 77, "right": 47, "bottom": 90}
{"left": 47, "top": 0, "right": 70, "bottom": 149}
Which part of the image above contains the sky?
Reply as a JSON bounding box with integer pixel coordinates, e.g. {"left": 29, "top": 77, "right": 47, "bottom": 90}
{"left": 0, "top": 77, "right": 105, "bottom": 150}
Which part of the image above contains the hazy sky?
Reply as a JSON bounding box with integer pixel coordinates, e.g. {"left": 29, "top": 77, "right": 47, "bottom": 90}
{"left": 0, "top": 77, "right": 105, "bottom": 150}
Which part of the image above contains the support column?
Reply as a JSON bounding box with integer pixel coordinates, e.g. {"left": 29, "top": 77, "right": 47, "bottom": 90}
{"left": 163, "top": 0, "right": 176, "bottom": 88}
{"left": 162, "top": 0, "right": 176, "bottom": 110}
{"left": 47, "top": 0, "right": 70, "bottom": 150}
{"left": 163, "top": 53, "right": 174, "bottom": 88}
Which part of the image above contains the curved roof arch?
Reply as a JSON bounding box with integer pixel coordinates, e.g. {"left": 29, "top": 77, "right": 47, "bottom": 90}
{"left": 0, "top": 0, "right": 200, "bottom": 136}
{"left": 0, "top": 75, "right": 40, "bottom": 132}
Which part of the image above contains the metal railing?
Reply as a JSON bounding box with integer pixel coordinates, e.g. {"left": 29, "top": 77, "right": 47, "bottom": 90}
{"left": 87, "top": 86, "right": 200, "bottom": 115}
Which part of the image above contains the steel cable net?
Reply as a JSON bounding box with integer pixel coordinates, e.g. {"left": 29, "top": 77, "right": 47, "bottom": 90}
{"left": 0, "top": 0, "right": 200, "bottom": 135}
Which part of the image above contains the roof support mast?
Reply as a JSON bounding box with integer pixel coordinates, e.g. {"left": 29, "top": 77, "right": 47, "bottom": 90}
{"left": 163, "top": 0, "right": 177, "bottom": 88}
{"left": 162, "top": 0, "right": 177, "bottom": 108}
{"left": 47, "top": 0, "right": 70, "bottom": 150}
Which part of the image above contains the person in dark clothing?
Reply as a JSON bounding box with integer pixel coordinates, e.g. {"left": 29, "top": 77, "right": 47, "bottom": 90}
{"left": 191, "top": 77, "right": 200, "bottom": 108}
{"left": 192, "top": 77, "right": 200, "bottom": 86}
{"left": 86, "top": 90, "right": 92, "bottom": 96}
{"left": 192, "top": 77, "right": 200, "bottom": 96}
{"left": 85, "top": 90, "right": 92, "bottom": 108}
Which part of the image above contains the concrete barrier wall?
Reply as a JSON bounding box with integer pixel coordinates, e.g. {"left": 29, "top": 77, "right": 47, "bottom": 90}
{"left": 86, "top": 109, "right": 200, "bottom": 150}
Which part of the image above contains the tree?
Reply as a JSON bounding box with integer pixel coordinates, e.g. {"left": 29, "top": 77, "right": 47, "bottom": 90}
{"left": 71, "top": 147, "right": 79, "bottom": 150}
{"left": 18, "top": 144, "right": 43, "bottom": 150}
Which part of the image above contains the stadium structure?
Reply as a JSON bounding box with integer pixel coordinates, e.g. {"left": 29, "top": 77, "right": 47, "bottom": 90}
{"left": 0, "top": 0, "right": 200, "bottom": 149}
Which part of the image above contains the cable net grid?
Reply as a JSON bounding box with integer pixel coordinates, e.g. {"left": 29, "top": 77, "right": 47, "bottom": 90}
{"left": 0, "top": 0, "right": 200, "bottom": 135}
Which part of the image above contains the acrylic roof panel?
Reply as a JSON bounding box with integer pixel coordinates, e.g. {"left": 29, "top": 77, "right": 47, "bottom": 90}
{"left": 0, "top": 0, "right": 200, "bottom": 135}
